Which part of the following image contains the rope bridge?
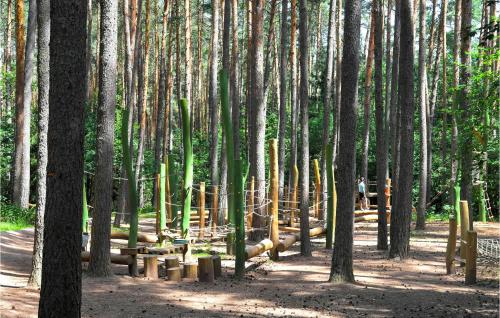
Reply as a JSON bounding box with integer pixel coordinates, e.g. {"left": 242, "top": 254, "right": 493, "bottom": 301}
{"left": 477, "top": 238, "right": 500, "bottom": 265}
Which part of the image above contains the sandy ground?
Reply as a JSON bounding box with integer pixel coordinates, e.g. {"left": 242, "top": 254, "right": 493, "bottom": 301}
{"left": 1, "top": 221, "right": 499, "bottom": 318}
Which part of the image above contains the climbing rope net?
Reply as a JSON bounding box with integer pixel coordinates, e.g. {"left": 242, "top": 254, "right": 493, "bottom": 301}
{"left": 477, "top": 238, "right": 500, "bottom": 265}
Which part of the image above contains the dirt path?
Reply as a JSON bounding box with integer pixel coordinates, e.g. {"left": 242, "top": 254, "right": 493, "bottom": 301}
{"left": 1, "top": 222, "right": 498, "bottom": 317}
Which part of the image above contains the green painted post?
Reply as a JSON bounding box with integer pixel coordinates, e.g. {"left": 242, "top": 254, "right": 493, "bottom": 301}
{"left": 168, "top": 157, "right": 179, "bottom": 229}
{"left": 180, "top": 99, "right": 193, "bottom": 238}
{"left": 234, "top": 159, "right": 246, "bottom": 278}
{"left": 326, "top": 144, "right": 334, "bottom": 249}
{"left": 478, "top": 185, "right": 487, "bottom": 222}
{"left": 454, "top": 185, "right": 461, "bottom": 225}
{"left": 82, "top": 177, "right": 89, "bottom": 233}
{"left": 121, "top": 108, "right": 139, "bottom": 248}
{"left": 220, "top": 70, "right": 235, "bottom": 254}
{"left": 160, "top": 163, "right": 167, "bottom": 231}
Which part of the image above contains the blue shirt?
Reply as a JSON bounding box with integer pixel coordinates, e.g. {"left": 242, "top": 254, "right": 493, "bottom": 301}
{"left": 358, "top": 182, "right": 366, "bottom": 193}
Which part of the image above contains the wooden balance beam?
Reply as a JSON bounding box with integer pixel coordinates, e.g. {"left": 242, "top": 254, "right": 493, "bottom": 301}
{"left": 81, "top": 251, "right": 134, "bottom": 265}
{"left": 245, "top": 239, "right": 274, "bottom": 260}
{"left": 110, "top": 231, "right": 158, "bottom": 243}
{"left": 276, "top": 226, "right": 326, "bottom": 252}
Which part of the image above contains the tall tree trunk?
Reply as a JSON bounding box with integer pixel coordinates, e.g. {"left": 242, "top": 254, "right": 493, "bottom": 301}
{"left": 85, "top": 0, "right": 93, "bottom": 101}
{"left": 12, "top": 0, "right": 28, "bottom": 208}
{"left": 458, "top": 0, "right": 472, "bottom": 203}
{"left": 88, "top": 0, "right": 118, "bottom": 277}
{"left": 231, "top": 0, "right": 240, "bottom": 158}
{"left": 450, "top": 0, "right": 460, "bottom": 191}
{"left": 332, "top": 0, "right": 342, "bottom": 163}
{"left": 289, "top": 0, "right": 298, "bottom": 189}
{"left": 361, "top": 8, "right": 376, "bottom": 183}
{"left": 209, "top": 0, "right": 220, "bottom": 195}
{"left": 185, "top": 0, "right": 192, "bottom": 107}
{"left": 384, "top": 0, "right": 392, "bottom": 177}
{"left": 298, "top": 0, "right": 311, "bottom": 256}
{"left": 389, "top": 0, "right": 401, "bottom": 188}
{"left": 416, "top": 0, "right": 428, "bottom": 230}
{"left": 439, "top": 0, "right": 448, "bottom": 165}
{"left": 278, "top": 0, "right": 288, "bottom": 210}
{"left": 330, "top": 0, "right": 361, "bottom": 282}
{"left": 28, "top": 0, "right": 49, "bottom": 287}
{"left": 38, "top": 0, "right": 87, "bottom": 314}
{"left": 249, "top": 0, "right": 266, "bottom": 241}
{"left": 374, "top": 0, "right": 387, "bottom": 250}
{"left": 321, "top": 0, "right": 336, "bottom": 221}
{"left": 389, "top": 0, "right": 415, "bottom": 259}
{"left": 3, "top": 0, "right": 13, "bottom": 120}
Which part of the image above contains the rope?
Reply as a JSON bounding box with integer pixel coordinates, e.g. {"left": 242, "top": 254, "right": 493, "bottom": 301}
{"left": 477, "top": 238, "right": 500, "bottom": 264}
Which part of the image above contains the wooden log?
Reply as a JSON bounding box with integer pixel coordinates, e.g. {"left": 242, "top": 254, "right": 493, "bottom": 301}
{"left": 460, "top": 201, "right": 470, "bottom": 260}
{"left": 198, "top": 182, "right": 206, "bottom": 238}
{"left": 166, "top": 267, "right": 182, "bottom": 282}
{"left": 247, "top": 176, "right": 254, "bottom": 228}
{"left": 277, "top": 234, "right": 300, "bottom": 252}
{"left": 385, "top": 178, "right": 391, "bottom": 208}
{"left": 120, "top": 247, "right": 148, "bottom": 255}
{"left": 309, "top": 226, "right": 326, "bottom": 237}
{"left": 313, "top": 159, "right": 321, "bottom": 219}
{"left": 81, "top": 251, "right": 133, "bottom": 265}
{"left": 290, "top": 165, "right": 299, "bottom": 226}
{"left": 279, "top": 226, "right": 301, "bottom": 233}
{"left": 143, "top": 255, "right": 159, "bottom": 279}
{"left": 183, "top": 262, "right": 198, "bottom": 279}
{"left": 269, "top": 139, "right": 279, "bottom": 260}
{"left": 110, "top": 231, "right": 158, "bottom": 243}
{"left": 245, "top": 239, "right": 274, "bottom": 260}
{"left": 212, "top": 186, "right": 219, "bottom": 229}
{"left": 165, "top": 256, "right": 180, "bottom": 270}
{"left": 198, "top": 256, "right": 215, "bottom": 282}
{"left": 445, "top": 218, "right": 458, "bottom": 274}
{"left": 465, "top": 230, "right": 477, "bottom": 285}
{"left": 212, "top": 255, "right": 222, "bottom": 278}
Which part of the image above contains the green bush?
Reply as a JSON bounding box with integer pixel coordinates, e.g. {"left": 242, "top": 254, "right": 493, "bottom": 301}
{"left": 0, "top": 203, "right": 36, "bottom": 225}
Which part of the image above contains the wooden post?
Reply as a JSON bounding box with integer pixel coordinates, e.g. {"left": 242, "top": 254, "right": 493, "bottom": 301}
{"left": 247, "top": 176, "right": 254, "bottom": 228}
{"left": 313, "top": 159, "right": 321, "bottom": 219}
{"left": 290, "top": 165, "right": 299, "bottom": 226}
{"left": 143, "top": 255, "right": 158, "bottom": 279}
{"left": 164, "top": 256, "right": 180, "bottom": 270}
{"left": 166, "top": 267, "right": 182, "bottom": 281}
{"left": 269, "top": 139, "right": 279, "bottom": 260}
{"left": 459, "top": 201, "right": 470, "bottom": 260}
{"left": 160, "top": 163, "right": 167, "bottom": 232}
{"left": 212, "top": 185, "right": 219, "bottom": 230}
{"left": 465, "top": 230, "right": 477, "bottom": 285}
{"left": 165, "top": 156, "right": 173, "bottom": 227}
{"left": 183, "top": 263, "right": 198, "bottom": 279}
{"left": 198, "top": 256, "right": 215, "bottom": 282}
{"left": 199, "top": 182, "right": 206, "bottom": 238}
{"left": 212, "top": 255, "right": 222, "bottom": 278}
{"left": 445, "top": 218, "right": 457, "bottom": 274}
{"left": 385, "top": 178, "right": 391, "bottom": 208}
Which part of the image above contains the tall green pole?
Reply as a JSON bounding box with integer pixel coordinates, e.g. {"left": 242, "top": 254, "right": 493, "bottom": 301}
{"left": 121, "top": 108, "right": 139, "bottom": 248}
{"left": 326, "top": 144, "right": 335, "bottom": 248}
{"left": 82, "top": 177, "right": 89, "bottom": 233}
{"left": 168, "top": 157, "right": 179, "bottom": 229}
{"left": 220, "top": 70, "right": 235, "bottom": 253}
{"left": 478, "top": 184, "right": 487, "bottom": 222}
{"left": 454, "top": 185, "right": 461, "bottom": 225}
{"left": 180, "top": 99, "right": 193, "bottom": 238}
{"left": 234, "top": 159, "right": 245, "bottom": 278}
{"left": 160, "top": 163, "right": 167, "bottom": 231}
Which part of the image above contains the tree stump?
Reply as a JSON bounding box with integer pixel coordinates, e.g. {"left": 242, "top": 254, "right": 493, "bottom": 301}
{"left": 166, "top": 267, "right": 182, "bottom": 282}
{"left": 143, "top": 255, "right": 158, "bottom": 279}
{"left": 183, "top": 262, "right": 198, "bottom": 279}
{"left": 165, "top": 256, "right": 180, "bottom": 270}
{"left": 198, "top": 256, "right": 214, "bottom": 282}
{"left": 212, "top": 255, "right": 222, "bottom": 278}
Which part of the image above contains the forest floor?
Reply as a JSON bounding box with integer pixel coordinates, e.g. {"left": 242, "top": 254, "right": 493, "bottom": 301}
{"left": 0, "top": 220, "right": 499, "bottom": 317}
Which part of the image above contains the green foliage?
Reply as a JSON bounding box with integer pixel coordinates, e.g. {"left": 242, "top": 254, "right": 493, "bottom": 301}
{"left": 0, "top": 202, "right": 36, "bottom": 225}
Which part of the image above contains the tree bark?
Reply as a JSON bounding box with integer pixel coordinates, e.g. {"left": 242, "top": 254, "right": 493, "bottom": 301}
{"left": 416, "top": 0, "right": 428, "bottom": 230}
{"left": 185, "top": 0, "right": 192, "bottom": 107}
{"left": 209, "top": 0, "right": 220, "bottom": 191}
{"left": 278, "top": 0, "right": 288, "bottom": 211}
{"left": 299, "top": 0, "right": 311, "bottom": 257}
{"left": 332, "top": 0, "right": 342, "bottom": 163}
{"left": 450, "top": 0, "right": 460, "bottom": 190}
{"left": 384, "top": 0, "right": 392, "bottom": 177}
{"left": 38, "top": 0, "right": 87, "bottom": 314}
{"left": 389, "top": 0, "right": 400, "bottom": 190}
{"left": 289, "top": 0, "right": 298, "bottom": 189}
{"left": 28, "top": 0, "right": 49, "bottom": 287}
{"left": 231, "top": 0, "right": 240, "bottom": 158}
{"left": 249, "top": 0, "right": 266, "bottom": 241}
{"left": 88, "top": 0, "right": 118, "bottom": 277}
{"left": 2, "top": 0, "right": 13, "bottom": 120}
{"left": 12, "top": 0, "right": 27, "bottom": 208}
{"left": 389, "top": 0, "right": 415, "bottom": 259}
{"left": 374, "top": 0, "right": 387, "bottom": 250}
{"left": 330, "top": 0, "right": 361, "bottom": 283}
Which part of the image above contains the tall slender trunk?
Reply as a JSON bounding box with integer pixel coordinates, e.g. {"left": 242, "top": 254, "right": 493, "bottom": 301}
{"left": 332, "top": 0, "right": 342, "bottom": 164}
{"left": 88, "top": 0, "right": 118, "bottom": 277}
{"left": 38, "top": 0, "right": 87, "bottom": 314}
{"left": 278, "top": 0, "right": 288, "bottom": 209}
{"left": 450, "top": 0, "right": 460, "bottom": 190}
{"left": 361, "top": 8, "right": 376, "bottom": 183}
{"left": 330, "top": 0, "right": 361, "bottom": 282}
{"left": 231, "top": 0, "right": 240, "bottom": 158}
{"left": 3, "top": 0, "right": 13, "bottom": 120}
{"left": 321, "top": 0, "right": 336, "bottom": 220}
{"left": 185, "top": 0, "right": 192, "bottom": 107}
{"left": 416, "top": 0, "right": 428, "bottom": 230}
{"left": 209, "top": 0, "right": 220, "bottom": 193}
{"left": 439, "top": 0, "right": 448, "bottom": 166}
{"left": 28, "top": 0, "right": 49, "bottom": 287}
{"left": 85, "top": 0, "right": 93, "bottom": 101}
{"left": 289, "top": 0, "right": 298, "bottom": 189}
{"left": 390, "top": 0, "right": 400, "bottom": 187}
{"left": 298, "top": 0, "right": 311, "bottom": 256}
{"left": 389, "top": 0, "right": 415, "bottom": 259}
{"left": 384, "top": 0, "right": 392, "bottom": 177}
{"left": 12, "top": 0, "right": 27, "bottom": 208}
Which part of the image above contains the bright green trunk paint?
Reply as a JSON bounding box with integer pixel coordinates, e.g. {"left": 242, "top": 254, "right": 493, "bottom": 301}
{"left": 454, "top": 185, "right": 461, "bottom": 225}
{"left": 160, "top": 163, "right": 167, "bottom": 231}
{"left": 180, "top": 99, "right": 193, "bottom": 238}
{"left": 478, "top": 185, "right": 487, "bottom": 222}
{"left": 82, "top": 177, "right": 89, "bottom": 233}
